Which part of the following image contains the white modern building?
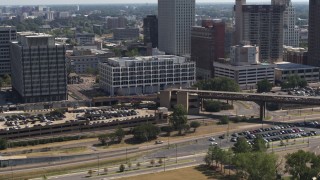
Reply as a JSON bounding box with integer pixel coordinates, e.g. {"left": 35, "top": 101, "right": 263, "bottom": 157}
{"left": 0, "top": 26, "right": 16, "bottom": 75}
{"left": 158, "top": 0, "right": 195, "bottom": 56}
{"left": 99, "top": 55, "right": 196, "bottom": 96}
{"left": 272, "top": 0, "right": 300, "bottom": 47}
{"left": 214, "top": 61, "right": 276, "bottom": 90}
{"left": 230, "top": 43, "right": 260, "bottom": 66}
{"left": 10, "top": 32, "right": 67, "bottom": 103}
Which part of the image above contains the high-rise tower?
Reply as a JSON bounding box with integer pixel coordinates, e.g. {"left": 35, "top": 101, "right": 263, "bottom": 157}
{"left": 158, "top": 0, "right": 195, "bottom": 56}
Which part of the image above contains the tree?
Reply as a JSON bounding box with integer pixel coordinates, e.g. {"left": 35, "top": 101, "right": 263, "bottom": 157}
{"left": 158, "top": 158, "right": 163, "bottom": 166}
{"left": 233, "top": 152, "right": 278, "bottom": 180}
{"left": 119, "top": 164, "right": 125, "bottom": 172}
{"left": 0, "top": 139, "right": 7, "bottom": 150}
{"left": 281, "top": 75, "right": 308, "bottom": 90}
{"left": 219, "top": 116, "right": 229, "bottom": 125}
{"left": 87, "top": 170, "right": 93, "bottom": 177}
{"left": 169, "top": 104, "right": 188, "bottom": 135}
{"left": 103, "top": 167, "right": 108, "bottom": 174}
{"left": 150, "top": 159, "right": 155, "bottom": 167}
{"left": 194, "top": 77, "right": 240, "bottom": 92}
{"left": 98, "top": 134, "right": 109, "bottom": 145}
{"left": 127, "top": 162, "right": 132, "bottom": 170}
{"left": 3, "top": 74, "right": 11, "bottom": 85}
{"left": 190, "top": 121, "right": 201, "bottom": 132}
{"left": 125, "top": 48, "right": 139, "bottom": 57}
{"left": 257, "top": 79, "right": 272, "bottom": 93}
{"left": 136, "top": 162, "right": 141, "bottom": 169}
{"left": 285, "top": 150, "right": 320, "bottom": 180}
{"left": 204, "top": 146, "right": 223, "bottom": 167}
{"left": 252, "top": 136, "right": 267, "bottom": 152}
{"left": 232, "top": 137, "right": 252, "bottom": 154}
{"left": 114, "top": 127, "right": 125, "bottom": 142}
{"left": 0, "top": 78, "right": 3, "bottom": 90}
{"left": 132, "top": 123, "right": 160, "bottom": 142}
{"left": 161, "top": 126, "right": 173, "bottom": 136}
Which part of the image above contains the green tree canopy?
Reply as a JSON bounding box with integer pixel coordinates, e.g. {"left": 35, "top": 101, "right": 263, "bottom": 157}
{"left": 232, "top": 137, "right": 252, "bottom": 153}
{"left": 114, "top": 127, "right": 125, "bottom": 142}
{"left": 0, "top": 138, "right": 7, "bottom": 150}
{"left": 233, "top": 152, "right": 278, "bottom": 180}
{"left": 194, "top": 77, "right": 241, "bottom": 92}
{"left": 132, "top": 123, "right": 160, "bottom": 142}
{"left": 257, "top": 79, "right": 273, "bottom": 93}
{"left": 285, "top": 150, "right": 320, "bottom": 180}
{"left": 281, "top": 75, "right": 308, "bottom": 90}
{"left": 169, "top": 104, "right": 188, "bottom": 135}
{"left": 190, "top": 121, "right": 201, "bottom": 132}
{"left": 252, "top": 135, "right": 267, "bottom": 152}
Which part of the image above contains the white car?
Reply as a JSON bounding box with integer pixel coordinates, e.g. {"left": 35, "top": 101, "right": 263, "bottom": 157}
{"left": 208, "top": 137, "right": 216, "bottom": 141}
{"left": 210, "top": 142, "right": 218, "bottom": 146}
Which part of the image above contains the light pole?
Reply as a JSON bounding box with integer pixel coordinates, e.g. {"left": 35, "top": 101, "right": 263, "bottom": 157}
{"left": 175, "top": 144, "right": 178, "bottom": 163}
{"left": 97, "top": 153, "right": 100, "bottom": 176}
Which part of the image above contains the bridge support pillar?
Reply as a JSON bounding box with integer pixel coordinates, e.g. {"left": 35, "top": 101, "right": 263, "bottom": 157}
{"left": 259, "top": 101, "right": 266, "bottom": 121}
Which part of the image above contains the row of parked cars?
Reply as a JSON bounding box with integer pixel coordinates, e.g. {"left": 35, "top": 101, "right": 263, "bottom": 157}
{"left": 77, "top": 108, "right": 139, "bottom": 121}
{"left": 228, "top": 122, "right": 318, "bottom": 143}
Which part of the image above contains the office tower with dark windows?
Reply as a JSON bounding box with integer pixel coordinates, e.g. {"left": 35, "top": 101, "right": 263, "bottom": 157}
{"left": 0, "top": 26, "right": 16, "bottom": 75}
{"left": 308, "top": 0, "right": 320, "bottom": 66}
{"left": 234, "top": 0, "right": 285, "bottom": 63}
{"left": 10, "top": 32, "right": 67, "bottom": 103}
{"left": 143, "top": 15, "right": 158, "bottom": 48}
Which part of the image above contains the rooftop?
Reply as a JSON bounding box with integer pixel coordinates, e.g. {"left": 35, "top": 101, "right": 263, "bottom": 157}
{"left": 275, "top": 62, "right": 319, "bottom": 70}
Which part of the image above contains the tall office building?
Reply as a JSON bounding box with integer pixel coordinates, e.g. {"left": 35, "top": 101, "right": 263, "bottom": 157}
{"left": 272, "top": 0, "right": 299, "bottom": 47}
{"left": 158, "top": 0, "right": 195, "bottom": 56}
{"left": 143, "top": 15, "right": 158, "bottom": 48}
{"left": 10, "top": 32, "right": 67, "bottom": 103}
{"left": 0, "top": 26, "right": 16, "bottom": 75}
{"left": 308, "top": 0, "right": 320, "bottom": 66}
{"left": 191, "top": 20, "right": 225, "bottom": 79}
{"left": 234, "top": 0, "right": 285, "bottom": 63}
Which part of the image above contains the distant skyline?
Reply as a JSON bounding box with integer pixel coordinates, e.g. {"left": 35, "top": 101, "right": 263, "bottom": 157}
{"left": 0, "top": 0, "right": 308, "bottom": 6}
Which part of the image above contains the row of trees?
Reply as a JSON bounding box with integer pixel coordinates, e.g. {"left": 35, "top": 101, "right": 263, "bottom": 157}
{"left": 205, "top": 135, "right": 320, "bottom": 179}
{"left": 98, "top": 127, "right": 125, "bottom": 145}
{"left": 204, "top": 100, "right": 233, "bottom": 112}
{"left": 194, "top": 77, "right": 241, "bottom": 92}
{"left": 257, "top": 75, "right": 308, "bottom": 93}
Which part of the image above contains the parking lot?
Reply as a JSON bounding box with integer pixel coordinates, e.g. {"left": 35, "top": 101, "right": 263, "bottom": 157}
{"left": 218, "top": 121, "right": 320, "bottom": 147}
{"left": 0, "top": 107, "right": 154, "bottom": 132}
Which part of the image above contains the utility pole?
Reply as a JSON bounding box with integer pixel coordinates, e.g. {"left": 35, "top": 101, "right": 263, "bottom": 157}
{"left": 126, "top": 148, "right": 128, "bottom": 163}
{"left": 175, "top": 144, "right": 178, "bottom": 163}
{"left": 98, "top": 153, "right": 100, "bottom": 176}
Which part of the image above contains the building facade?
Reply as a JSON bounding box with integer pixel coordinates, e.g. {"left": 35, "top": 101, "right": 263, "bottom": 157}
{"left": 106, "top": 17, "right": 127, "bottom": 30}
{"left": 67, "top": 48, "right": 114, "bottom": 74}
{"left": 191, "top": 20, "right": 225, "bottom": 79}
{"left": 275, "top": 62, "right": 320, "bottom": 83}
{"left": 272, "top": 0, "right": 299, "bottom": 47}
{"left": 230, "top": 43, "right": 260, "bottom": 66}
{"left": 10, "top": 32, "right": 67, "bottom": 103}
{"left": 308, "top": 0, "right": 320, "bottom": 66}
{"left": 113, "top": 28, "right": 139, "bottom": 40}
{"left": 235, "top": 0, "right": 285, "bottom": 63}
{"left": 143, "top": 15, "right": 158, "bottom": 48}
{"left": 283, "top": 46, "right": 308, "bottom": 64}
{"left": 158, "top": 0, "right": 195, "bottom": 56}
{"left": 0, "top": 26, "right": 16, "bottom": 75}
{"left": 213, "top": 61, "right": 276, "bottom": 90}
{"left": 99, "top": 55, "right": 196, "bottom": 96}
{"left": 75, "top": 33, "right": 95, "bottom": 45}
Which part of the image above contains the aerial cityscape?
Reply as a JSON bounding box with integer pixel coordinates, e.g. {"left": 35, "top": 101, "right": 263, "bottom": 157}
{"left": 0, "top": 0, "right": 319, "bottom": 179}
